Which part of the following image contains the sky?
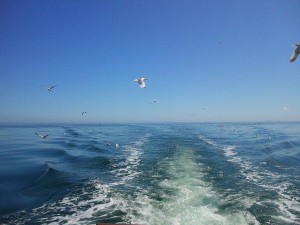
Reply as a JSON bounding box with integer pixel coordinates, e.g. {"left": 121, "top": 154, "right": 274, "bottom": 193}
{"left": 0, "top": 0, "right": 299, "bottom": 124}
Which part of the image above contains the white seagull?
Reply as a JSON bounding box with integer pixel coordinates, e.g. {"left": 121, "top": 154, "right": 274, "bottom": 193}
{"left": 35, "top": 132, "right": 50, "bottom": 139}
{"left": 47, "top": 85, "right": 57, "bottom": 91}
{"left": 134, "top": 77, "right": 149, "bottom": 88}
{"left": 290, "top": 43, "right": 300, "bottom": 62}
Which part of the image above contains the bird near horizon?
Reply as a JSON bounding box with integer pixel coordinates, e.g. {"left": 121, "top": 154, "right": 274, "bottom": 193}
{"left": 47, "top": 85, "right": 57, "bottom": 91}
{"left": 35, "top": 132, "right": 50, "bottom": 139}
{"left": 134, "top": 77, "right": 149, "bottom": 88}
{"left": 290, "top": 43, "right": 300, "bottom": 62}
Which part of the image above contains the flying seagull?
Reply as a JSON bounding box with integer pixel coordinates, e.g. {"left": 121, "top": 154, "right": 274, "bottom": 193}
{"left": 47, "top": 85, "right": 57, "bottom": 91}
{"left": 290, "top": 43, "right": 300, "bottom": 62}
{"left": 150, "top": 99, "right": 157, "bottom": 104}
{"left": 133, "top": 77, "right": 149, "bottom": 88}
{"left": 35, "top": 132, "right": 49, "bottom": 139}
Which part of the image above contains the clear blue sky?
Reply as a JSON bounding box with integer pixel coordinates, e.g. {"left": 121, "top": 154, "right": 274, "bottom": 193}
{"left": 0, "top": 0, "right": 299, "bottom": 124}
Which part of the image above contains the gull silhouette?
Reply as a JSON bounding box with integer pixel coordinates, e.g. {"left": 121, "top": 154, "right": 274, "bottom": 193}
{"left": 47, "top": 85, "right": 57, "bottom": 91}
{"left": 35, "top": 132, "right": 49, "bottom": 139}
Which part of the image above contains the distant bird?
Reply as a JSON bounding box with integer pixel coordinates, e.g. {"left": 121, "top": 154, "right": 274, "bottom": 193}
{"left": 150, "top": 99, "right": 157, "bottom": 104}
{"left": 134, "top": 77, "right": 149, "bottom": 88}
{"left": 115, "top": 144, "right": 119, "bottom": 148}
{"left": 290, "top": 43, "right": 300, "bottom": 62}
{"left": 217, "top": 41, "right": 223, "bottom": 44}
{"left": 35, "top": 132, "right": 49, "bottom": 139}
{"left": 47, "top": 85, "right": 57, "bottom": 91}
{"left": 82, "top": 111, "right": 87, "bottom": 115}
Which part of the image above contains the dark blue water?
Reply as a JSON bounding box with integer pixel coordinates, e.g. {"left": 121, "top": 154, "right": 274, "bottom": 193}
{"left": 0, "top": 123, "right": 299, "bottom": 225}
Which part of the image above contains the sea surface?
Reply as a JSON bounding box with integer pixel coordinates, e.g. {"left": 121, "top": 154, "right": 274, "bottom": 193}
{"left": 0, "top": 122, "right": 299, "bottom": 225}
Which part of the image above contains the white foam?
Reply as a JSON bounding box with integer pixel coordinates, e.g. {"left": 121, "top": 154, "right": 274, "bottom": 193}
{"left": 15, "top": 132, "right": 298, "bottom": 225}
{"left": 221, "top": 144, "right": 300, "bottom": 224}
{"left": 29, "top": 146, "right": 259, "bottom": 225}
{"left": 258, "top": 182, "right": 300, "bottom": 224}
{"left": 198, "top": 135, "right": 217, "bottom": 146}
{"left": 124, "top": 147, "right": 259, "bottom": 225}
{"left": 32, "top": 180, "right": 114, "bottom": 224}
{"left": 109, "top": 134, "right": 149, "bottom": 186}
{"left": 223, "top": 146, "right": 238, "bottom": 157}
{"left": 223, "top": 146, "right": 244, "bottom": 166}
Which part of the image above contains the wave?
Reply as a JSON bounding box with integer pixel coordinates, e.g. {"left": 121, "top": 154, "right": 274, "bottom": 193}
{"left": 221, "top": 145, "right": 300, "bottom": 224}
{"left": 1, "top": 123, "right": 300, "bottom": 225}
{"left": 196, "top": 129, "right": 300, "bottom": 224}
{"left": 109, "top": 134, "right": 149, "bottom": 186}
{"left": 124, "top": 147, "right": 258, "bottom": 225}
{"left": 198, "top": 134, "right": 217, "bottom": 146}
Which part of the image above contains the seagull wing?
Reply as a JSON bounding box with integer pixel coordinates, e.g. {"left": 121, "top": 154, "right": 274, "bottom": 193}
{"left": 290, "top": 45, "right": 300, "bottom": 62}
{"left": 48, "top": 85, "right": 57, "bottom": 90}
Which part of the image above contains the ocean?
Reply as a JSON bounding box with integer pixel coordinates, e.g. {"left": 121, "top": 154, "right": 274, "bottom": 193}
{"left": 0, "top": 122, "right": 299, "bottom": 225}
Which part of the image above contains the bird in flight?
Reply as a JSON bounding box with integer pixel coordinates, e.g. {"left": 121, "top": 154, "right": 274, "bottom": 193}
{"left": 134, "top": 77, "right": 149, "bottom": 88}
{"left": 82, "top": 111, "right": 87, "bottom": 115}
{"left": 290, "top": 43, "right": 300, "bottom": 62}
{"left": 150, "top": 99, "right": 157, "bottom": 104}
{"left": 47, "top": 85, "right": 57, "bottom": 91}
{"left": 35, "top": 132, "right": 49, "bottom": 139}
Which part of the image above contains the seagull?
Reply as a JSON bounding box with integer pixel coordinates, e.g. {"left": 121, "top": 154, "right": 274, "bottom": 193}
{"left": 47, "top": 85, "right": 57, "bottom": 91}
{"left": 150, "top": 99, "right": 157, "bottom": 104}
{"left": 82, "top": 111, "right": 87, "bottom": 115}
{"left": 290, "top": 43, "right": 300, "bottom": 62}
{"left": 115, "top": 144, "right": 119, "bottom": 148}
{"left": 133, "top": 77, "right": 149, "bottom": 88}
{"left": 35, "top": 132, "right": 49, "bottom": 139}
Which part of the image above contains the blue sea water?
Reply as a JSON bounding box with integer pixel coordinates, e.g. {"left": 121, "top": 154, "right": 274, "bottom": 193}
{"left": 0, "top": 122, "right": 299, "bottom": 225}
